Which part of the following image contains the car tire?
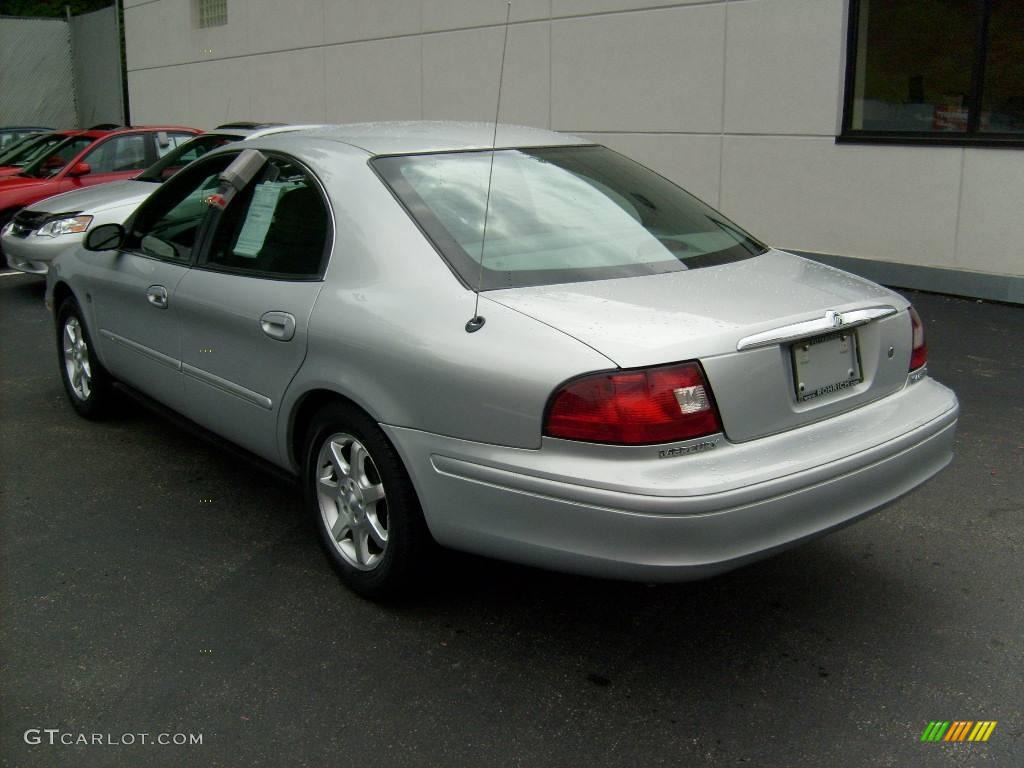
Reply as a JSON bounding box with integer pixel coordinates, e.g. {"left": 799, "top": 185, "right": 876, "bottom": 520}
{"left": 303, "top": 402, "right": 433, "bottom": 600}
{"left": 56, "top": 297, "right": 112, "bottom": 419}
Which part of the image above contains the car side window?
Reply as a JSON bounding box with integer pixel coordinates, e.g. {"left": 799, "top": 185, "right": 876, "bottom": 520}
{"left": 201, "top": 157, "right": 328, "bottom": 279}
{"left": 158, "top": 137, "right": 232, "bottom": 180}
{"left": 126, "top": 153, "right": 239, "bottom": 265}
{"left": 155, "top": 132, "right": 197, "bottom": 158}
{"left": 84, "top": 134, "right": 149, "bottom": 173}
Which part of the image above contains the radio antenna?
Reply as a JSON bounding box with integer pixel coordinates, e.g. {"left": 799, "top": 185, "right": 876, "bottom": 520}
{"left": 466, "top": 0, "right": 513, "bottom": 334}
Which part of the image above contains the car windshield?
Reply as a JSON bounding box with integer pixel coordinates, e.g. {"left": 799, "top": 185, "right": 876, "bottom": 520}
{"left": 136, "top": 133, "right": 239, "bottom": 183}
{"left": 0, "top": 130, "right": 41, "bottom": 152}
{"left": 0, "top": 135, "right": 37, "bottom": 165}
{"left": 20, "top": 136, "right": 94, "bottom": 178}
{"left": 374, "top": 146, "right": 767, "bottom": 290}
{"left": 0, "top": 133, "right": 62, "bottom": 167}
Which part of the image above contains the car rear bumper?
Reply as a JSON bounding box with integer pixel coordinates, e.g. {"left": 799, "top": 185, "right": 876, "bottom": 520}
{"left": 384, "top": 377, "right": 958, "bottom": 581}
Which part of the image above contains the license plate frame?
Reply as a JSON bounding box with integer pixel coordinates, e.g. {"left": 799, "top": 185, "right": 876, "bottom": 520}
{"left": 791, "top": 330, "right": 862, "bottom": 403}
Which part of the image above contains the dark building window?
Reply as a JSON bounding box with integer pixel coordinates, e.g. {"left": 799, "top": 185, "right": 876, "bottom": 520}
{"left": 196, "top": 0, "right": 228, "bottom": 29}
{"left": 841, "top": 0, "right": 1024, "bottom": 145}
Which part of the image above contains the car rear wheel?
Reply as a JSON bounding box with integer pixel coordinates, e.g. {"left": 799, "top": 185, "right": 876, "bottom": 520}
{"left": 57, "top": 297, "right": 112, "bottom": 419}
{"left": 304, "top": 402, "right": 432, "bottom": 599}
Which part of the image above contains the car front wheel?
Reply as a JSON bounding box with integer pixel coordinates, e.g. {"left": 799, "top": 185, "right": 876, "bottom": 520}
{"left": 304, "top": 402, "right": 432, "bottom": 599}
{"left": 57, "top": 297, "right": 112, "bottom": 418}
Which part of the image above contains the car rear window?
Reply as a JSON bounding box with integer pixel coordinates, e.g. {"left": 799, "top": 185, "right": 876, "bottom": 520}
{"left": 373, "top": 145, "right": 766, "bottom": 290}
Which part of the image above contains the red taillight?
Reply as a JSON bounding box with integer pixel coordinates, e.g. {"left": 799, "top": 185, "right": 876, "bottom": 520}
{"left": 544, "top": 362, "right": 722, "bottom": 445}
{"left": 909, "top": 306, "right": 927, "bottom": 371}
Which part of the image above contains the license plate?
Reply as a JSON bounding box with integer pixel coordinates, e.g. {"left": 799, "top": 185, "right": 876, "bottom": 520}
{"left": 791, "top": 331, "right": 862, "bottom": 402}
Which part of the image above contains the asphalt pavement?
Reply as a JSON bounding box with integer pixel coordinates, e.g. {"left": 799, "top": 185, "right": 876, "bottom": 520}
{"left": 1, "top": 271, "right": 1021, "bottom": 767}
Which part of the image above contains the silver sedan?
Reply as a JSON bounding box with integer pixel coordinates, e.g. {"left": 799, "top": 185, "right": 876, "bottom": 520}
{"left": 46, "top": 122, "right": 958, "bottom": 598}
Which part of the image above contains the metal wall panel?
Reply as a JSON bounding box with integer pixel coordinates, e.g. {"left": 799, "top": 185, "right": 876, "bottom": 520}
{"left": 71, "top": 6, "right": 125, "bottom": 127}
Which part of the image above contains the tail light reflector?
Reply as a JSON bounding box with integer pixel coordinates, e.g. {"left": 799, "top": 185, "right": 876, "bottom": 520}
{"left": 544, "top": 362, "right": 722, "bottom": 445}
{"left": 909, "top": 306, "right": 927, "bottom": 371}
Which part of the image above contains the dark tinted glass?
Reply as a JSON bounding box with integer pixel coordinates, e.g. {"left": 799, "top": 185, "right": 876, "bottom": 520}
{"left": 375, "top": 146, "right": 765, "bottom": 290}
{"left": 0, "top": 134, "right": 48, "bottom": 165}
{"left": 5, "top": 135, "right": 70, "bottom": 170}
{"left": 203, "top": 158, "right": 328, "bottom": 279}
{"left": 850, "top": 0, "right": 976, "bottom": 133}
{"left": 22, "top": 136, "right": 94, "bottom": 178}
{"left": 128, "top": 153, "right": 238, "bottom": 264}
{"left": 981, "top": 0, "right": 1024, "bottom": 133}
{"left": 0, "top": 130, "right": 39, "bottom": 150}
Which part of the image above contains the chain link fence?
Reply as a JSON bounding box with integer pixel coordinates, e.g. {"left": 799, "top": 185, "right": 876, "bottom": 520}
{"left": 0, "top": 6, "right": 123, "bottom": 129}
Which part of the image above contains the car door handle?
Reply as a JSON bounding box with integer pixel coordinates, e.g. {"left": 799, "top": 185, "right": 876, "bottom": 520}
{"left": 146, "top": 285, "right": 168, "bottom": 309}
{"left": 260, "top": 311, "right": 296, "bottom": 342}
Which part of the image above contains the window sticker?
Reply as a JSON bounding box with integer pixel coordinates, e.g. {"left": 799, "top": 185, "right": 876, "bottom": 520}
{"left": 233, "top": 181, "right": 295, "bottom": 257}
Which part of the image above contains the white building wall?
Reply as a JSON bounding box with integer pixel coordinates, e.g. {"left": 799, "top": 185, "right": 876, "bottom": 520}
{"left": 124, "top": 0, "right": 1023, "bottom": 291}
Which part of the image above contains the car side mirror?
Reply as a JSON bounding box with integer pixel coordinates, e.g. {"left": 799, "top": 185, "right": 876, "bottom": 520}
{"left": 67, "top": 162, "right": 91, "bottom": 177}
{"left": 84, "top": 223, "right": 125, "bottom": 251}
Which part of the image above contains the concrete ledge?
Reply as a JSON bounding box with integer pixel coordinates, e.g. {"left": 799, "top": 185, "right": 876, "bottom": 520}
{"left": 791, "top": 250, "right": 1024, "bottom": 305}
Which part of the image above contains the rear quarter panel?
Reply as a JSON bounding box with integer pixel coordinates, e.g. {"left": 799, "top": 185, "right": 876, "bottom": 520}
{"left": 276, "top": 144, "right": 616, "bottom": 465}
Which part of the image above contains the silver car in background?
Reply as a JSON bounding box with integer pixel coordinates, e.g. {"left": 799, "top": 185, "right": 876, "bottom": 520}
{"left": 46, "top": 122, "right": 958, "bottom": 599}
{"left": 1, "top": 125, "right": 307, "bottom": 275}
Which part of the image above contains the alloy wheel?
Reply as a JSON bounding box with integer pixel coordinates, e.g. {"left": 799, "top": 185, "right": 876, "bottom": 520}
{"left": 316, "top": 433, "right": 389, "bottom": 571}
{"left": 63, "top": 316, "right": 92, "bottom": 401}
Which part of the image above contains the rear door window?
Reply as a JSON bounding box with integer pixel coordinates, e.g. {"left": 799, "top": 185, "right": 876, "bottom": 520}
{"left": 154, "top": 132, "right": 196, "bottom": 158}
{"left": 84, "top": 134, "right": 150, "bottom": 173}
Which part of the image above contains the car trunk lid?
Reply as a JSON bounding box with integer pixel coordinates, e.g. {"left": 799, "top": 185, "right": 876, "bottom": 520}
{"left": 485, "top": 250, "right": 914, "bottom": 442}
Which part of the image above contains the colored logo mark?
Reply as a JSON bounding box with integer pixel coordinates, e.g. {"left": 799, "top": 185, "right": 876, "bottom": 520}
{"left": 921, "top": 721, "right": 997, "bottom": 742}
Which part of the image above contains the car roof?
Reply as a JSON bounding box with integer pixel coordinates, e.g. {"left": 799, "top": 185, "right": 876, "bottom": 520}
{"left": 262, "top": 121, "right": 590, "bottom": 156}
{"left": 200, "top": 124, "right": 314, "bottom": 140}
{"left": 47, "top": 129, "right": 92, "bottom": 138}
{"left": 65, "top": 126, "right": 200, "bottom": 141}
{"left": 214, "top": 121, "right": 286, "bottom": 130}
{"left": 246, "top": 123, "right": 327, "bottom": 139}
{"left": 112, "top": 125, "right": 199, "bottom": 135}
{"left": 152, "top": 125, "right": 311, "bottom": 149}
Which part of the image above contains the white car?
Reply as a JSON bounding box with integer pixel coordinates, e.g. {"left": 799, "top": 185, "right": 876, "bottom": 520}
{"left": 1, "top": 125, "right": 311, "bottom": 274}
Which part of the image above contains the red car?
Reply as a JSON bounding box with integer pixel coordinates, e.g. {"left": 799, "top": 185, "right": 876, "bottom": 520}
{"left": 0, "top": 126, "right": 199, "bottom": 238}
{"left": 0, "top": 131, "right": 70, "bottom": 178}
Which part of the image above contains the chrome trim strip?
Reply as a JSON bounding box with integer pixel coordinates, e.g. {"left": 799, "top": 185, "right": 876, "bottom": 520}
{"left": 99, "top": 329, "right": 181, "bottom": 370}
{"left": 736, "top": 306, "right": 898, "bottom": 351}
{"left": 181, "top": 363, "right": 272, "bottom": 410}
